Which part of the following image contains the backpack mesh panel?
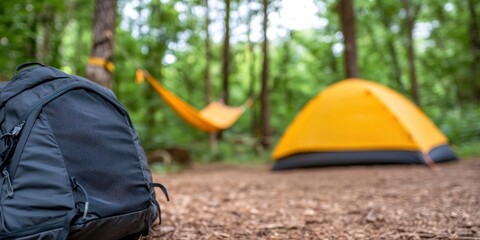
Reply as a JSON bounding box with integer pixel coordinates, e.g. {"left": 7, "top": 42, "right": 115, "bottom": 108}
{"left": 42, "top": 89, "right": 150, "bottom": 217}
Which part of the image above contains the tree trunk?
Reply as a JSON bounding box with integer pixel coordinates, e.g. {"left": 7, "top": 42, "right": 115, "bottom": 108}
{"left": 246, "top": 0, "right": 258, "bottom": 138}
{"left": 378, "top": 0, "right": 405, "bottom": 92}
{"left": 260, "top": 0, "right": 271, "bottom": 149}
{"left": 386, "top": 41, "right": 405, "bottom": 91}
{"left": 205, "top": 0, "right": 213, "bottom": 104}
{"left": 50, "top": 32, "right": 64, "bottom": 68}
{"left": 27, "top": 13, "right": 38, "bottom": 60}
{"left": 221, "top": 0, "right": 231, "bottom": 104}
{"left": 281, "top": 32, "right": 292, "bottom": 104}
{"left": 216, "top": 0, "right": 232, "bottom": 141}
{"left": 205, "top": 0, "right": 217, "bottom": 151}
{"left": 246, "top": 0, "right": 255, "bottom": 98}
{"left": 338, "top": 0, "right": 359, "bottom": 78}
{"left": 467, "top": 0, "right": 480, "bottom": 103}
{"left": 86, "top": 0, "right": 117, "bottom": 89}
{"left": 40, "top": 7, "right": 52, "bottom": 63}
{"left": 402, "top": 0, "right": 420, "bottom": 106}
{"left": 40, "top": 5, "right": 66, "bottom": 68}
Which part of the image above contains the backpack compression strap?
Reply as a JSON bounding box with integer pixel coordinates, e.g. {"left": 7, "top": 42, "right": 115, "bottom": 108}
{"left": 151, "top": 183, "right": 169, "bottom": 201}
{"left": 149, "top": 183, "right": 169, "bottom": 224}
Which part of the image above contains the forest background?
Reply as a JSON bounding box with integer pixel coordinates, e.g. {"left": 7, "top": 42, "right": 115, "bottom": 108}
{"left": 0, "top": 0, "right": 478, "bottom": 164}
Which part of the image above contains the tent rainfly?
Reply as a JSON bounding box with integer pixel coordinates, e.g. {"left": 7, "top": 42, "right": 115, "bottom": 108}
{"left": 272, "top": 79, "right": 457, "bottom": 170}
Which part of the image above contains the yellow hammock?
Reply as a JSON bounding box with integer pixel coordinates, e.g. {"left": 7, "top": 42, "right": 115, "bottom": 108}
{"left": 136, "top": 69, "right": 253, "bottom": 133}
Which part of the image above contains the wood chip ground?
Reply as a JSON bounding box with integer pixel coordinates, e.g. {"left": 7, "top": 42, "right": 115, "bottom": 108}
{"left": 148, "top": 160, "right": 480, "bottom": 239}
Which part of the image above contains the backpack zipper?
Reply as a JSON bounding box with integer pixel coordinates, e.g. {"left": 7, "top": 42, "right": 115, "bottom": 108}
{"left": 3, "top": 81, "right": 130, "bottom": 193}
{"left": 0, "top": 82, "right": 90, "bottom": 196}
{"left": 0, "top": 78, "right": 135, "bottom": 237}
{"left": 19, "top": 82, "right": 127, "bottom": 121}
{"left": 19, "top": 82, "right": 85, "bottom": 121}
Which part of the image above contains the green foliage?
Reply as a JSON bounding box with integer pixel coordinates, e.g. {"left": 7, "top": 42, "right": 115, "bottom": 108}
{"left": 1, "top": 0, "right": 479, "bottom": 161}
{"left": 150, "top": 162, "right": 183, "bottom": 174}
{"left": 454, "top": 141, "right": 480, "bottom": 158}
{"left": 429, "top": 104, "right": 480, "bottom": 145}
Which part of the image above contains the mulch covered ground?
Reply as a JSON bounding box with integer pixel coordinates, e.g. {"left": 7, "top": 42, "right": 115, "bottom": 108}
{"left": 150, "top": 159, "right": 480, "bottom": 239}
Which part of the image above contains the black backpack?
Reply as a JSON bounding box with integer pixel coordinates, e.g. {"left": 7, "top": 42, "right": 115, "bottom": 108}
{"left": 0, "top": 63, "right": 168, "bottom": 239}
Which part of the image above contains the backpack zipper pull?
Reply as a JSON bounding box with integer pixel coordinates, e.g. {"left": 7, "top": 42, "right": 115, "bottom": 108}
{"left": 0, "top": 121, "right": 24, "bottom": 140}
{"left": 3, "top": 169, "right": 14, "bottom": 198}
{"left": 0, "top": 121, "right": 26, "bottom": 172}
{"left": 11, "top": 121, "right": 25, "bottom": 137}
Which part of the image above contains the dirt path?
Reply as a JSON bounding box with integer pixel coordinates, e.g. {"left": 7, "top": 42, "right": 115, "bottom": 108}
{"left": 150, "top": 160, "right": 480, "bottom": 239}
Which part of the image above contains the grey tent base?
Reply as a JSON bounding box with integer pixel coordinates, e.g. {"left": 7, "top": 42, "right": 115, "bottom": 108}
{"left": 272, "top": 145, "right": 457, "bottom": 170}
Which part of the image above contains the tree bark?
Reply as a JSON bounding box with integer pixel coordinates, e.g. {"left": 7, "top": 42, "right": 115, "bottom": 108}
{"left": 260, "top": 0, "right": 271, "bottom": 148}
{"left": 40, "top": 6, "right": 52, "bottom": 63}
{"left": 246, "top": 0, "right": 255, "bottom": 99}
{"left": 467, "top": 0, "right": 480, "bottom": 103}
{"left": 27, "top": 13, "right": 38, "bottom": 60}
{"left": 281, "top": 32, "right": 292, "bottom": 103}
{"left": 216, "top": 0, "right": 232, "bottom": 141}
{"left": 221, "top": 0, "right": 231, "bottom": 104}
{"left": 40, "top": 4, "right": 66, "bottom": 68}
{"left": 378, "top": 0, "right": 405, "bottom": 92}
{"left": 402, "top": 0, "right": 420, "bottom": 106}
{"left": 86, "top": 0, "right": 117, "bottom": 89}
{"left": 338, "top": 0, "right": 359, "bottom": 78}
{"left": 246, "top": 0, "right": 258, "bottom": 138}
{"left": 386, "top": 40, "right": 405, "bottom": 91}
{"left": 205, "top": 0, "right": 212, "bottom": 104}
{"left": 205, "top": 0, "right": 217, "bottom": 151}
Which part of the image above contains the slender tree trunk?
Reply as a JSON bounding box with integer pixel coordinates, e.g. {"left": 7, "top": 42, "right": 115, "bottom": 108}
{"left": 338, "top": 0, "right": 359, "bottom": 78}
{"left": 50, "top": 36, "right": 63, "bottom": 67}
{"left": 27, "top": 13, "right": 38, "bottom": 60}
{"left": 467, "top": 0, "right": 480, "bottom": 103}
{"left": 386, "top": 41, "right": 405, "bottom": 91}
{"left": 205, "top": 0, "right": 212, "bottom": 104}
{"left": 402, "top": 0, "right": 420, "bottom": 106}
{"left": 246, "top": 0, "right": 258, "bottom": 138}
{"left": 246, "top": 0, "right": 255, "bottom": 98}
{"left": 282, "top": 32, "right": 292, "bottom": 104}
{"left": 260, "top": 0, "right": 271, "bottom": 149}
{"left": 86, "top": 0, "right": 117, "bottom": 89}
{"left": 205, "top": 0, "right": 217, "bottom": 151}
{"left": 40, "top": 7, "right": 52, "bottom": 63}
{"left": 221, "top": 0, "right": 231, "bottom": 104}
{"left": 378, "top": 0, "right": 405, "bottom": 92}
{"left": 216, "top": 0, "right": 231, "bottom": 141}
{"left": 41, "top": 5, "right": 66, "bottom": 68}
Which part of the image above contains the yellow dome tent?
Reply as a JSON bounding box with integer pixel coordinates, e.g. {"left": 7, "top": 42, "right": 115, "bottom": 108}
{"left": 272, "top": 79, "right": 456, "bottom": 170}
